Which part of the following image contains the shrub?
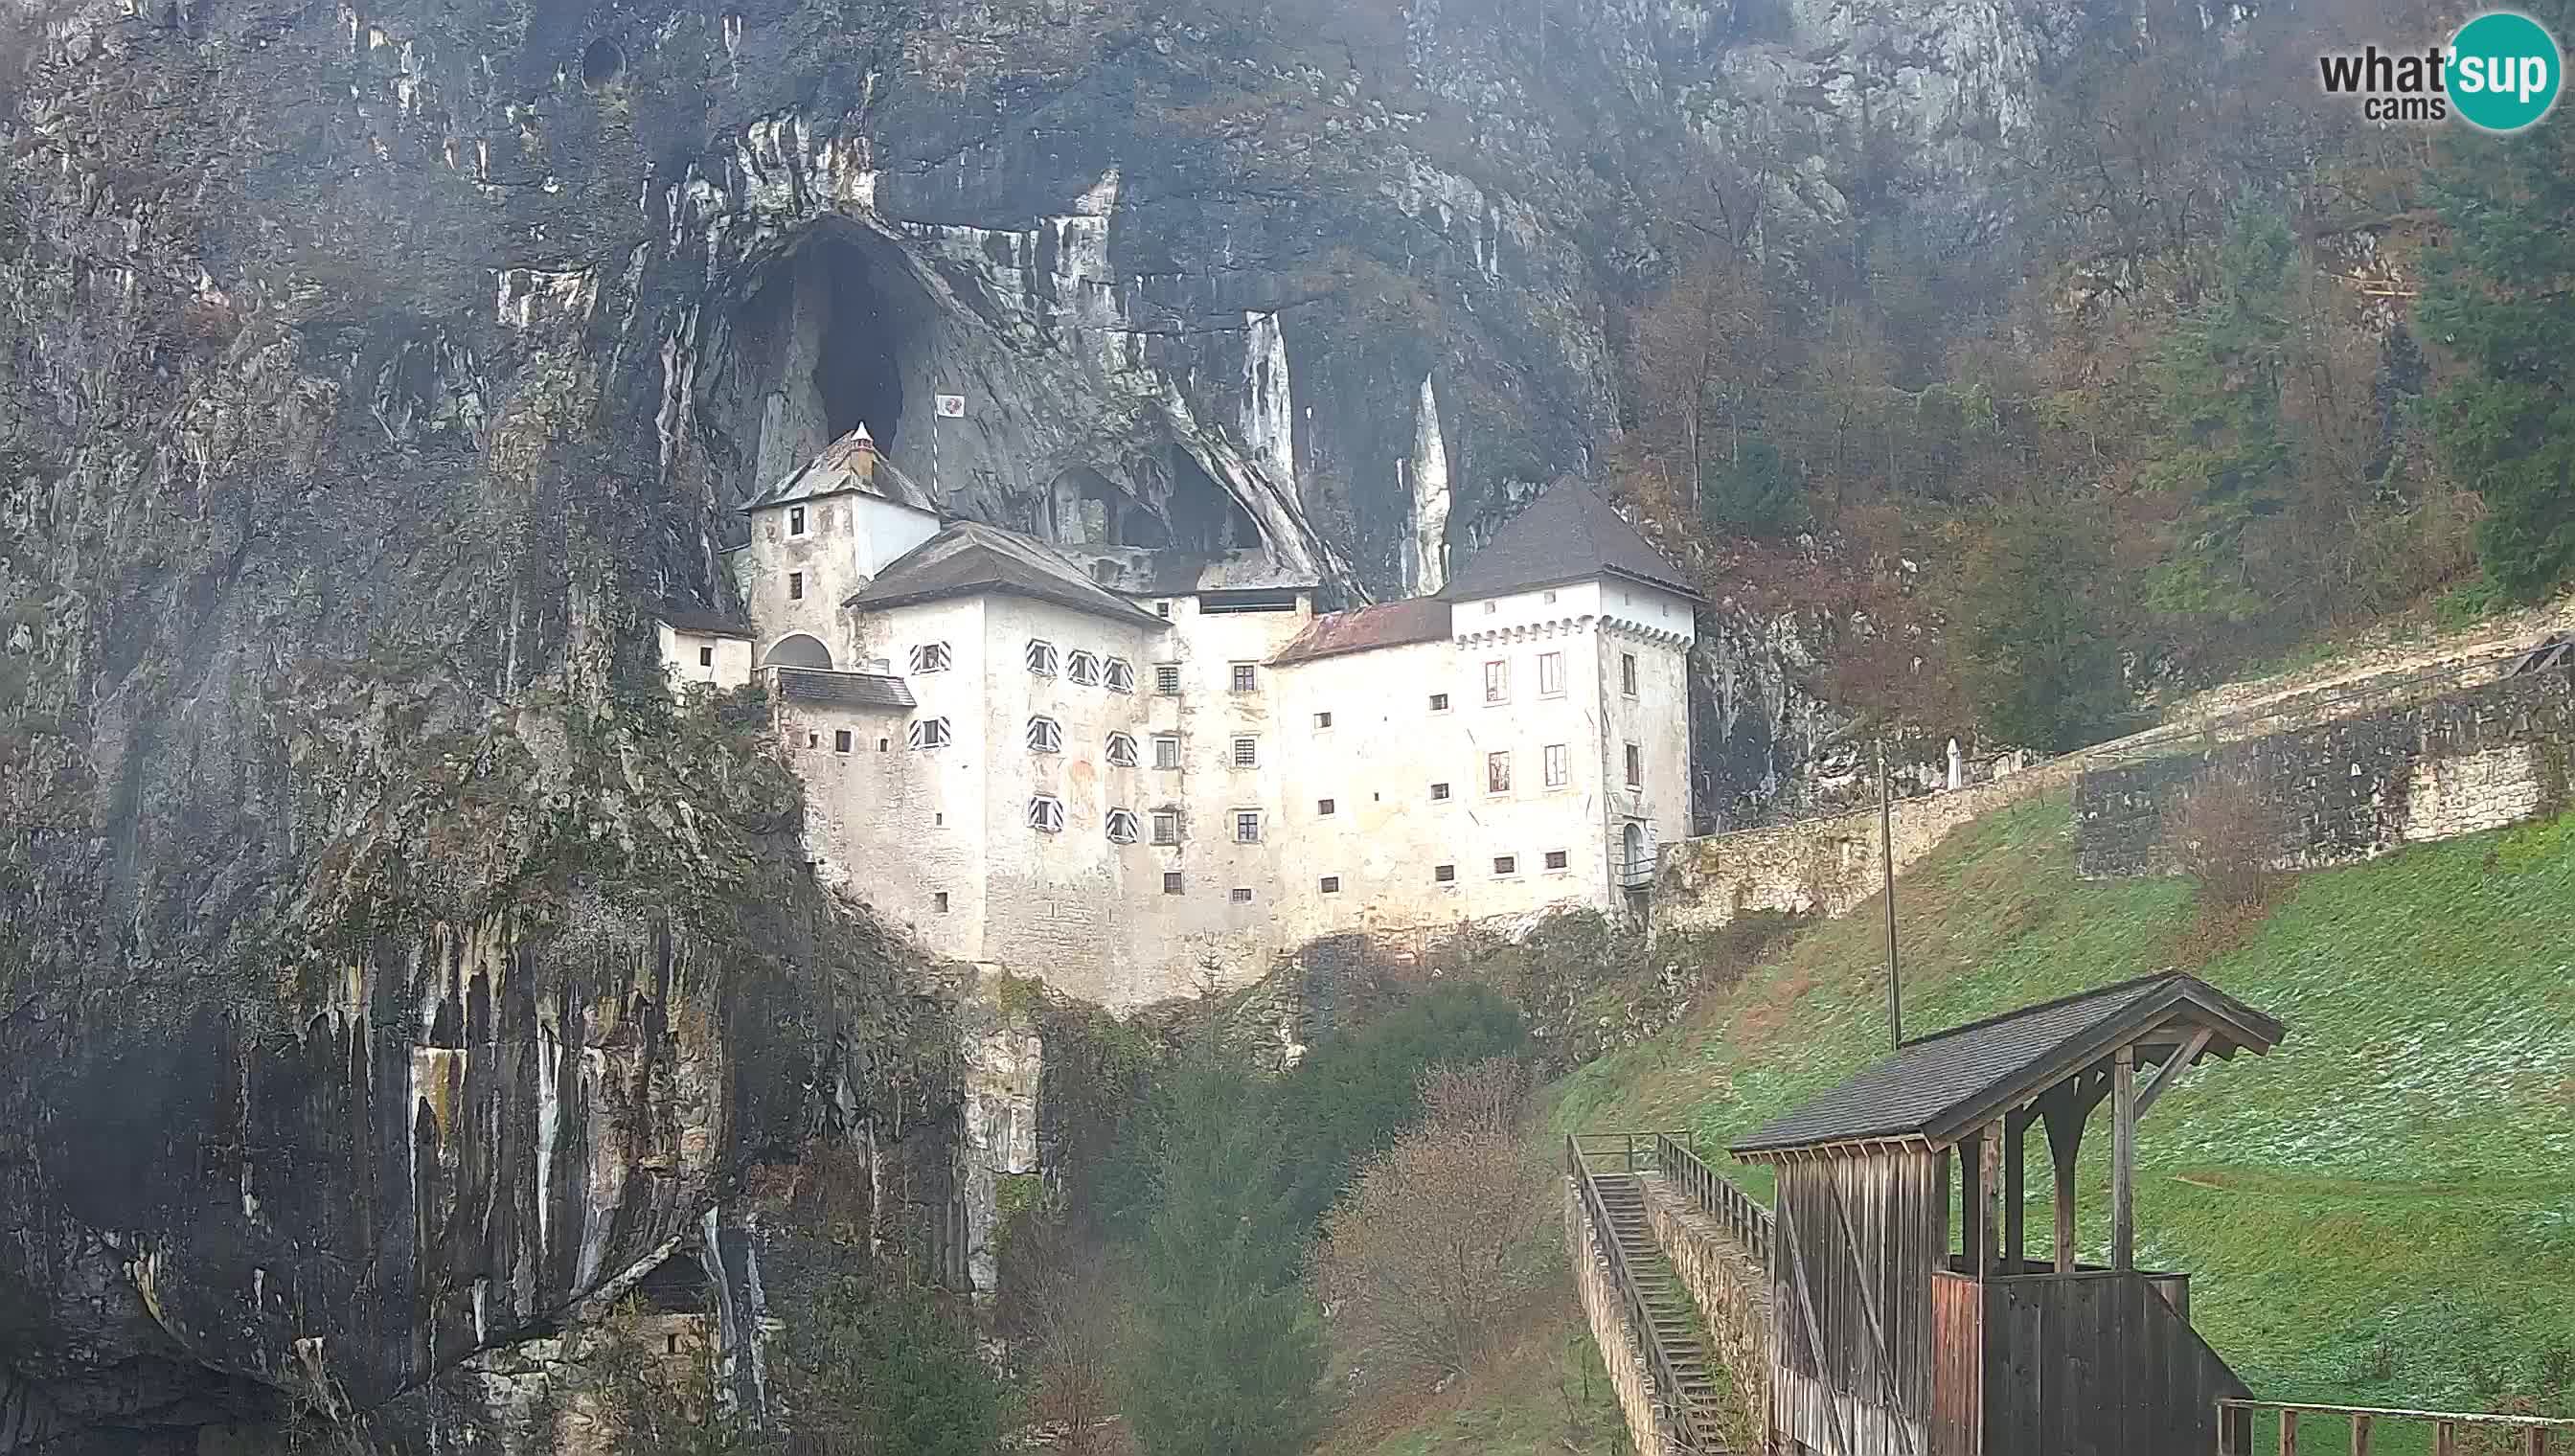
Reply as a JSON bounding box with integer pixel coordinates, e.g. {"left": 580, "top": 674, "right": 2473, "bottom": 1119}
{"left": 2161, "top": 767, "right": 2284, "bottom": 910}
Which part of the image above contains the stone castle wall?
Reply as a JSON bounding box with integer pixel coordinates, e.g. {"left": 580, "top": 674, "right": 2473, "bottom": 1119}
{"left": 2073, "top": 670, "right": 2573, "bottom": 878}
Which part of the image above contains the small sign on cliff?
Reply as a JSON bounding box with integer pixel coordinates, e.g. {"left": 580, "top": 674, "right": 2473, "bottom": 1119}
{"left": 935, "top": 394, "right": 967, "bottom": 418}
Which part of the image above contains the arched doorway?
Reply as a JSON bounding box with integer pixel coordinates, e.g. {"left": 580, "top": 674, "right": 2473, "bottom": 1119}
{"left": 1621, "top": 821, "right": 1652, "bottom": 897}
{"left": 763, "top": 633, "right": 833, "bottom": 670}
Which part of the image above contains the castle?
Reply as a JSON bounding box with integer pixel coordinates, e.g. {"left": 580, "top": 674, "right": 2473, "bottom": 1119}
{"left": 661, "top": 425, "right": 1699, "bottom": 1009}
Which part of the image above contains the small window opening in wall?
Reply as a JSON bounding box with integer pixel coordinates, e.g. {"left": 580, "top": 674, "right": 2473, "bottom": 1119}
{"left": 1153, "top": 734, "right": 1181, "bottom": 770}
{"left": 1231, "top": 662, "right": 1258, "bottom": 694}
{"left": 1156, "top": 600, "right": 1172, "bottom": 618}
{"left": 1434, "top": 863, "right": 1456, "bottom": 883}
{"left": 1232, "top": 737, "right": 1258, "bottom": 767}
{"left": 1487, "top": 750, "right": 1512, "bottom": 794}
{"left": 907, "top": 717, "right": 951, "bottom": 750}
{"left": 788, "top": 505, "right": 807, "bottom": 535}
{"left": 697, "top": 645, "right": 714, "bottom": 667}
{"left": 664, "top": 1331, "right": 680, "bottom": 1355}
{"left": 806, "top": 732, "right": 818, "bottom": 748}
{"left": 1234, "top": 809, "right": 1261, "bottom": 843}
{"left": 1320, "top": 876, "right": 1341, "bottom": 894}
{"left": 1430, "top": 782, "right": 1450, "bottom": 801}
{"left": 1625, "top": 741, "right": 1643, "bottom": 787}
{"left": 934, "top": 892, "right": 949, "bottom": 913}
{"left": 1155, "top": 663, "right": 1181, "bottom": 694}
{"left": 1106, "top": 732, "right": 1139, "bottom": 767}
{"left": 1229, "top": 886, "right": 1254, "bottom": 903}
{"left": 833, "top": 730, "right": 853, "bottom": 753}
{"left": 787, "top": 572, "right": 805, "bottom": 601}
{"left": 1544, "top": 742, "right": 1568, "bottom": 788}
{"left": 581, "top": 36, "right": 626, "bottom": 90}
{"left": 1493, "top": 855, "right": 1517, "bottom": 876}
{"left": 1484, "top": 659, "right": 1509, "bottom": 703}
{"left": 909, "top": 642, "right": 951, "bottom": 673}
{"left": 877, "top": 738, "right": 889, "bottom": 752}
{"left": 1027, "top": 795, "right": 1064, "bottom": 833}
{"left": 1317, "top": 798, "right": 1334, "bottom": 816}
{"left": 1027, "top": 716, "right": 1062, "bottom": 754}
{"left": 1545, "top": 849, "right": 1569, "bottom": 871}
{"left": 1068, "top": 650, "right": 1101, "bottom": 686}
{"left": 1105, "top": 658, "right": 1134, "bottom": 694}
{"left": 1538, "top": 650, "right": 1564, "bottom": 697}
{"left": 1151, "top": 809, "right": 1180, "bottom": 845}
{"left": 1543, "top": 589, "right": 1557, "bottom": 603}
{"left": 1482, "top": 600, "right": 1497, "bottom": 615}
{"left": 933, "top": 811, "right": 943, "bottom": 826}
{"left": 1163, "top": 871, "right": 1184, "bottom": 894}
{"left": 1105, "top": 808, "right": 1140, "bottom": 845}
{"left": 1314, "top": 711, "right": 1333, "bottom": 729}
{"left": 1621, "top": 652, "right": 1638, "bottom": 696}
{"left": 1027, "top": 640, "right": 1057, "bottom": 676}
{"left": 1428, "top": 692, "right": 1449, "bottom": 712}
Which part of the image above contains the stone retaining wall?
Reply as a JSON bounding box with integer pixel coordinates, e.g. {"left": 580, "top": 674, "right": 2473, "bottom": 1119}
{"left": 1564, "top": 1179, "right": 1685, "bottom": 1456}
{"left": 1640, "top": 1172, "right": 1772, "bottom": 1453}
{"left": 2074, "top": 671, "right": 2574, "bottom": 878}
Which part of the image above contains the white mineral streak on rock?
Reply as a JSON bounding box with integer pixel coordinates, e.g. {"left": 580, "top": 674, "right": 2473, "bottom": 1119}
{"left": 495, "top": 267, "right": 599, "bottom": 331}
{"left": 1407, "top": 375, "right": 1450, "bottom": 597}
{"left": 1056, "top": 170, "right": 1123, "bottom": 375}
{"left": 1242, "top": 309, "right": 1294, "bottom": 491}
{"left": 535, "top": 1012, "right": 558, "bottom": 1267}
{"left": 960, "top": 998, "right": 1042, "bottom": 1296}
{"left": 574, "top": 1046, "right": 621, "bottom": 1290}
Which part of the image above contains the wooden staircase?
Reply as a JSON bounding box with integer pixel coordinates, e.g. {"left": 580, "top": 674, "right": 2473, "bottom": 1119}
{"left": 1589, "top": 1169, "right": 1732, "bottom": 1446}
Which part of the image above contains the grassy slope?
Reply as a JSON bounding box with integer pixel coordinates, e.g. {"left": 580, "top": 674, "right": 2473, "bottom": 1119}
{"left": 1315, "top": 1294, "right": 1632, "bottom": 1456}
{"left": 1528, "top": 797, "right": 2575, "bottom": 1433}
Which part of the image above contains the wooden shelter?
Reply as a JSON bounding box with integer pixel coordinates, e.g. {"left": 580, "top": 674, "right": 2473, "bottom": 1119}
{"left": 1730, "top": 971, "right": 2288, "bottom": 1456}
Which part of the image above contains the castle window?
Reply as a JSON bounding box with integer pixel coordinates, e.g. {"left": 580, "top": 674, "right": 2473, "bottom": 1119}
{"left": 878, "top": 738, "right": 889, "bottom": 751}
{"left": 1482, "top": 601, "right": 1497, "bottom": 615}
{"left": 1156, "top": 600, "right": 1173, "bottom": 618}
{"left": 1428, "top": 692, "right": 1449, "bottom": 712}
{"left": 1538, "top": 650, "right": 1564, "bottom": 697}
{"left": 807, "top": 733, "right": 819, "bottom": 748}
{"left": 1105, "top": 657, "right": 1135, "bottom": 694}
{"left": 1317, "top": 798, "right": 1334, "bottom": 816}
{"left": 1544, "top": 743, "right": 1568, "bottom": 788}
{"left": 1434, "top": 863, "right": 1456, "bottom": 883}
{"left": 934, "top": 892, "right": 950, "bottom": 913}
{"left": 788, "top": 572, "right": 805, "bottom": 601}
{"left": 789, "top": 506, "right": 808, "bottom": 535}
{"left": 1068, "top": 650, "right": 1102, "bottom": 686}
{"left": 1230, "top": 887, "right": 1254, "bottom": 903}
{"left": 833, "top": 730, "right": 853, "bottom": 754}
{"left": 909, "top": 642, "right": 951, "bottom": 673}
{"left": 1152, "top": 809, "right": 1181, "bottom": 845}
{"left": 907, "top": 717, "right": 951, "bottom": 750}
{"left": 1027, "top": 716, "right": 1061, "bottom": 754}
{"left": 1493, "top": 855, "right": 1517, "bottom": 876}
{"left": 1542, "top": 589, "right": 1557, "bottom": 603}
{"left": 1314, "top": 711, "right": 1333, "bottom": 729}
{"left": 1621, "top": 652, "right": 1637, "bottom": 696}
{"left": 1545, "top": 850, "right": 1569, "bottom": 871}
{"left": 1153, "top": 734, "right": 1181, "bottom": 770}
{"left": 1027, "top": 640, "right": 1058, "bottom": 676}
{"left": 1484, "top": 659, "right": 1509, "bottom": 704}
{"left": 1105, "top": 808, "right": 1140, "bottom": 845}
{"left": 1106, "top": 732, "right": 1139, "bottom": 767}
{"left": 1320, "top": 876, "right": 1341, "bottom": 894}
{"left": 1487, "top": 751, "right": 1512, "bottom": 794}
{"left": 1234, "top": 810, "right": 1261, "bottom": 844}
{"left": 1027, "top": 795, "right": 1064, "bottom": 833}
{"left": 1164, "top": 871, "right": 1184, "bottom": 894}
{"left": 667, "top": 1332, "right": 682, "bottom": 1354}
{"left": 698, "top": 645, "right": 714, "bottom": 667}
{"left": 1232, "top": 737, "right": 1258, "bottom": 768}
{"left": 1430, "top": 782, "right": 1450, "bottom": 801}
{"left": 1155, "top": 663, "right": 1182, "bottom": 694}
{"left": 1231, "top": 662, "right": 1258, "bottom": 694}
{"left": 1625, "top": 742, "right": 1642, "bottom": 787}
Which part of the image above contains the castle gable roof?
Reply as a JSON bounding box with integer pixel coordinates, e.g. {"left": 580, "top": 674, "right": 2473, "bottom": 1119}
{"left": 773, "top": 668, "right": 917, "bottom": 712}
{"left": 741, "top": 424, "right": 939, "bottom": 515}
{"left": 655, "top": 605, "right": 754, "bottom": 639}
{"left": 1270, "top": 597, "right": 1451, "bottom": 666}
{"left": 847, "top": 522, "right": 1168, "bottom": 628}
{"left": 1439, "top": 482, "right": 1703, "bottom": 604}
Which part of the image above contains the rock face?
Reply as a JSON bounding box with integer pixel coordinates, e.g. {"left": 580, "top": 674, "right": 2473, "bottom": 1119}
{"left": 0, "top": 0, "right": 2093, "bottom": 1445}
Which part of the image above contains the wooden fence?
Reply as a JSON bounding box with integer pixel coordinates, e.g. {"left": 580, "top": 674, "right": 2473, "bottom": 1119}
{"left": 2220, "top": 1400, "right": 2574, "bottom": 1455}
{"left": 1652, "top": 1132, "right": 1773, "bottom": 1264}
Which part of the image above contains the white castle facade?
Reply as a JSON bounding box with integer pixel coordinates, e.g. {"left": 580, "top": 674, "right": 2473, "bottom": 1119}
{"left": 660, "top": 426, "right": 1699, "bottom": 1010}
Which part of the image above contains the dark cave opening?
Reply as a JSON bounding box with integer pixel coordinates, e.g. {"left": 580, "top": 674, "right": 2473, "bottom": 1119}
{"left": 809, "top": 236, "right": 907, "bottom": 451}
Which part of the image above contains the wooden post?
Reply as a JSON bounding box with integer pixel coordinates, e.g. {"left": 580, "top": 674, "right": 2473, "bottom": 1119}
{"left": 2433, "top": 1422, "right": 2455, "bottom": 1456}
{"left": 1958, "top": 1132, "right": 1983, "bottom": 1270}
{"left": 2351, "top": 1413, "right": 2371, "bottom": 1456}
{"left": 1979, "top": 1118, "right": 2004, "bottom": 1279}
{"left": 2112, "top": 1046, "right": 2138, "bottom": 1273}
{"left": 2004, "top": 1110, "right": 2029, "bottom": 1274}
{"left": 2280, "top": 1408, "right": 2298, "bottom": 1456}
{"left": 2044, "top": 1084, "right": 2085, "bottom": 1274}
{"left": 2522, "top": 1429, "right": 2546, "bottom": 1456}
{"left": 2220, "top": 1404, "right": 2253, "bottom": 1456}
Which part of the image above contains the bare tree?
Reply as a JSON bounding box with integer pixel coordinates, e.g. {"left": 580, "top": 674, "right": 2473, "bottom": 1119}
{"left": 1311, "top": 1060, "right": 1548, "bottom": 1388}
{"left": 2162, "top": 767, "right": 2284, "bottom": 911}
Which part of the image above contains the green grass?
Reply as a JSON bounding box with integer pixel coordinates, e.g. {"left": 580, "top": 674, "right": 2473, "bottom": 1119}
{"left": 1543, "top": 797, "right": 2575, "bottom": 1440}
{"left": 1321, "top": 1302, "right": 1631, "bottom": 1456}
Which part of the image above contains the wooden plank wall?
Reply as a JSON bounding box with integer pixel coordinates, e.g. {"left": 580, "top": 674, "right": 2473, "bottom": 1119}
{"left": 1769, "top": 1149, "right": 1945, "bottom": 1456}
{"left": 1977, "top": 1270, "right": 2247, "bottom": 1456}
{"left": 1927, "top": 1274, "right": 1983, "bottom": 1456}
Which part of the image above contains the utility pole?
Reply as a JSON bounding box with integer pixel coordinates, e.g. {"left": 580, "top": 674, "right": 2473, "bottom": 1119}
{"left": 1878, "top": 737, "right": 1903, "bottom": 1050}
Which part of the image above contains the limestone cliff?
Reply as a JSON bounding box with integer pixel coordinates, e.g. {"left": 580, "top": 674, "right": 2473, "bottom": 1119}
{"left": 0, "top": 0, "right": 2102, "bottom": 1445}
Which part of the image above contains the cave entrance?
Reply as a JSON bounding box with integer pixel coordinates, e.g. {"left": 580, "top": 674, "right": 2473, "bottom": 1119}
{"left": 727, "top": 228, "right": 927, "bottom": 503}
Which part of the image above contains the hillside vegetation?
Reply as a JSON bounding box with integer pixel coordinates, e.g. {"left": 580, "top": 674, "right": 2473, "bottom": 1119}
{"left": 1509, "top": 797, "right": 2575, "bottom": 1450}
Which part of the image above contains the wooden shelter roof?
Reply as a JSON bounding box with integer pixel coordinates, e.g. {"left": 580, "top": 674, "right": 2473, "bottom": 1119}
{"left": 1731, "top": 971, "right": 2285, "bottom": 1159}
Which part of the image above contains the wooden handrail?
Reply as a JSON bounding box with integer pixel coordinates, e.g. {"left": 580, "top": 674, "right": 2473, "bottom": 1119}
{"left": 1652, "top": 1132, "right": 1774, "bottom": 1267}
{"left": 1564, "top": 1136, "right": 1716, "bottom": 1452}
{"left": 2219, "top": 1399, "right": 2574, "bottom": 1455}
